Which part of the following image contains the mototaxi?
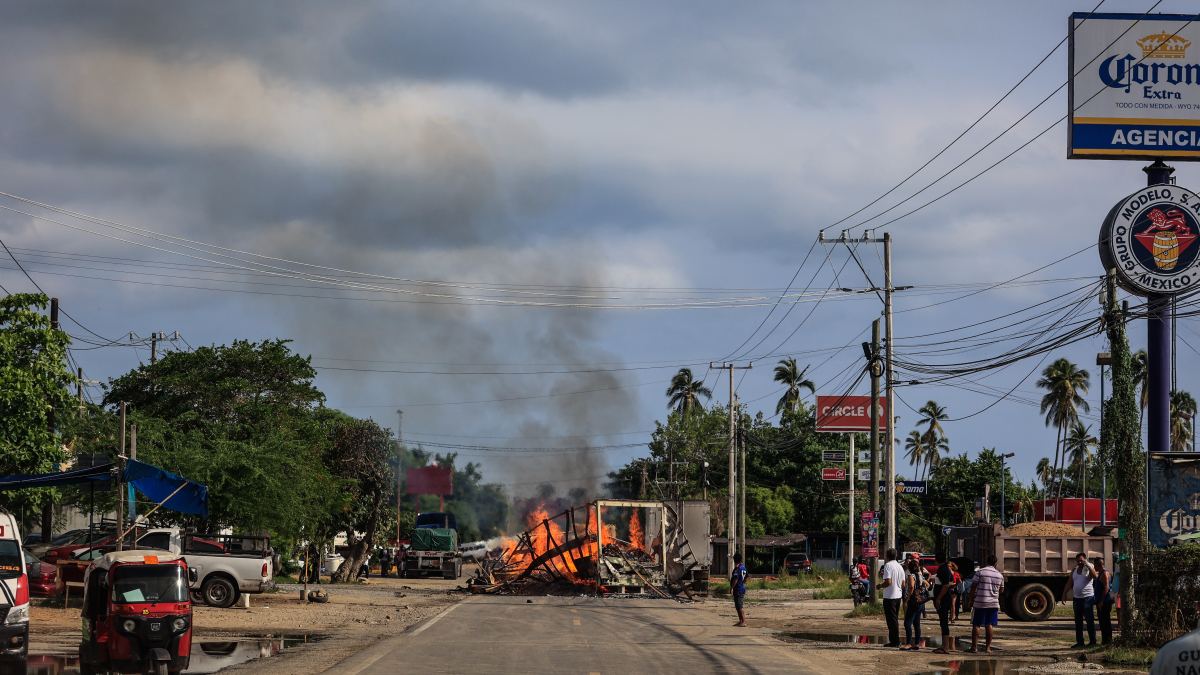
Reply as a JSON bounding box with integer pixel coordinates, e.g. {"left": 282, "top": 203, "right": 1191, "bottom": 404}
{"left": 78, "top": 550, "right": 196, "bottom": 675}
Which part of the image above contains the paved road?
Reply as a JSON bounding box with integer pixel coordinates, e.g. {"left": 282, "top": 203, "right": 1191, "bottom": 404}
{"left": 347, "top": 595, "right": 815, "bottom": 675}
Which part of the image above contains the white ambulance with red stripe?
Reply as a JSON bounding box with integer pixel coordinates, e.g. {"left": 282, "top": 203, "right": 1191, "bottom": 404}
{"left": 0, "top": 513, "right": 29, "bottom": 657}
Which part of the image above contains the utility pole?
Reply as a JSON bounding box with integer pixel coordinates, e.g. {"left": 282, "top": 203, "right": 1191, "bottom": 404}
{"left": 395, "top": 409, "right": 403, "bottom": 547}
{"left": 711, "top": 361, "right": 752, "bottom": 574}
{"left": 821, "top": 231, "right": 899, "bottom": 554}
{"left": 42, "top": 298, "right": 60, "bottom": 543}
{"left": 116, "top": 402, "right": 126, "bottom": 552}
{"left": 1146, "top": 161, "right": 1174, "bottom": 462}
{"left": 883, "top": 232, "right": 896, "bottom": 554}
{"left": 739, "top": 413, "right": 746, "bottom": 564}
{"left": 866, "top": 318, "right": 883, "bottom": 598}
{"left": 76, "top": 367, "right": 85, "bottom": 413}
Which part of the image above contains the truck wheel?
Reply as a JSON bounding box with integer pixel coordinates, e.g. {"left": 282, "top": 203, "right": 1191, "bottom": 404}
{"left": 202, "top": 576, "right": 238, "bottom": 608}
{"left": 1011, "top": 583, "right": 1055, "bottom": 621}
{"left": 150, "top": 660, "right": 169, "bottom": 675}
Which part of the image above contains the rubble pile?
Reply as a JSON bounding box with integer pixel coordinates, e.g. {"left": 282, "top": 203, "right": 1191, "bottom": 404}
{"left": 467, "top": 500, "right": 707, "bottom": 598}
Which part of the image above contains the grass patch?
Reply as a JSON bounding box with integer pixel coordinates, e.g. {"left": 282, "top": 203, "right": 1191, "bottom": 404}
{"left": 814, "top": 583, "right": 851, "bottom": 600}
{"left": 845, "top": 602, "right": 884, "bottom": 618}
{"left": 1101, "top": 645, "right": 1156, "bottom": 666}
{"left": 273, "top": 574, "right": 299, "bottom": 585}
{"left": 1050, "top": 604, "right": 1074, "bottom": 618}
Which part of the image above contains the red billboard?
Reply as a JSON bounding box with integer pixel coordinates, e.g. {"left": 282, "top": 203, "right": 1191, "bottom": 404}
{"left": 815, "top": 395, "right": 888, "bottom": 432}
{"left": 821, "top": 468, "right": 846, "bottom": 481}
{"left": 406, "top": 466, "right": 453, "bottom": 496}
{"left": 1033, "top": 498, "right": 1117, "bottom": 526}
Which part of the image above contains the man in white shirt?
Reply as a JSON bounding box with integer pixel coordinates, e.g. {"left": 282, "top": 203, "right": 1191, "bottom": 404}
{"left": 1070, "top": 553, "right": 1097, "bottom": 647}
{"left": 879, "top": 548, "right": 906, "bottom": 647}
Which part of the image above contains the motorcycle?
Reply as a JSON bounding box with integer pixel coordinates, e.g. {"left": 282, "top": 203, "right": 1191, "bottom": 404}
{"left": 849, "top": 578, "right": 868, "bottom": 606}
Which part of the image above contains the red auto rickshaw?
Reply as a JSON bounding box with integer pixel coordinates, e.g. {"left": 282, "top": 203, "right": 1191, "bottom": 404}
{"left": 77, "top": 550, "right": 195, "bottom": 675}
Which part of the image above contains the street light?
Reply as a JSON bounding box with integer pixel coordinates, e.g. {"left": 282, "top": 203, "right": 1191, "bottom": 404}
{"left": 1097, "top": 352, "right": 1112, "bottom": 526}
{"left": 999, "top": 453, "right": 1016, "bottom": 526}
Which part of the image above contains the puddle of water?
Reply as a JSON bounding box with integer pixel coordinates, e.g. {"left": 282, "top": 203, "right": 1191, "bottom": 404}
{"left": 916, "top": 660, "right": 1054, "bottom": 675}
{"left": 781, "top": 631, "right": 947, "bottom": 649}
{"left": 18, "top": 634, "right": 323, "bottom": 675}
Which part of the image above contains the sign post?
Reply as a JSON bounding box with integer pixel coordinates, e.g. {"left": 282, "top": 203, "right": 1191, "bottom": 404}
{"left": 816, "top": 394, "right": 885, "bottom": 576}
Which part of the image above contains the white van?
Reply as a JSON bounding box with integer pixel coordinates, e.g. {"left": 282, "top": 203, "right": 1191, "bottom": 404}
{"left": 0, "top": 512, "right": 29, "bottom": 657}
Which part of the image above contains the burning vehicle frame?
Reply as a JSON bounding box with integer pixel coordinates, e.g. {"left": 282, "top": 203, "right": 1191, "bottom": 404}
{"left": 470, "top": 499, "right": 709, "bottom": 598}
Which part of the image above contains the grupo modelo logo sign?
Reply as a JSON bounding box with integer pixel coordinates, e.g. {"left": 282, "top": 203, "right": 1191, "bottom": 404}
{"left": 1069, "top": 13, "right": 1200, "bottom": 160}
{"left": 1099, "top": 184, "right": 1200, "bottom": 295}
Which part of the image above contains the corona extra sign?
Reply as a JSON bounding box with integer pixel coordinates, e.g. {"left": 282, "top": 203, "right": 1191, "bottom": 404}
{"left": 1069, "top": 13, "right": 1200, "bottom": 160}
{"left": 1099, "top": 184, "right": 1200, "bottom": 295}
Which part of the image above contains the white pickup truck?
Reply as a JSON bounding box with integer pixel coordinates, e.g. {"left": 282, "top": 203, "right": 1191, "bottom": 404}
{"left": 120, "top": 528, "right": 274, "bottom": 608}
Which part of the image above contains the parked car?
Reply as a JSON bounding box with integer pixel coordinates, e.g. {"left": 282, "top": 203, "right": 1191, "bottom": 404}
{"left": 0, "top": 512, "right": 30, "bottom": 658}
{"left": 22, "top": 549, "right": 56, "bottom": 597}
{"left": 783, "top": 552, "right": 813, "bottom": 574}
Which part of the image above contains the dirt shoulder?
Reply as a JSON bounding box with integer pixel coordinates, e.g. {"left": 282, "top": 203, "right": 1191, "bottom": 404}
{"left": 701, "top": 594, "right": 1148, "bottom": 674}
{"left": 29, "top": 573, "right": 467, "bottom": 674}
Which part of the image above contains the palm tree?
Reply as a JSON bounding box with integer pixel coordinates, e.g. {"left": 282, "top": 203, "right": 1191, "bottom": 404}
{"left": 1065, "top": 422, "right": 1098, "bottom": 497}
{"left": 1171, "top": 390, "right": 1198, "bottom": 452}
{"left": 666, "top": 368, "right": 712, "bottom": 416}
{"left": 904, "top": 431, "right": 925, "bottom": 478}
{"left": 917, "top": 401, "right": 949, "bottom": 482}
{"left": 918, "top": 401, "right": 948, "bottom": 442}
{"left": 1037, "top": 358, "right": 1090, "bottom": 506}
{"left": 773, "top": 358, "right": 815, "bottom": 417}
{"left": 921, "top": 434, "right": 949, "bottom": 482}
{"left": 1035, "top": 457, "right": 1053, "bottom": 500}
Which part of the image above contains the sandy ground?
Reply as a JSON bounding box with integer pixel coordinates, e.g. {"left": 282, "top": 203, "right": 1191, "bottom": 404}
{"left": 28, "top": 570, "right": 468, "bottom": 674}
{"left": 705, "top": 594, "right": 1148, "bottom": 674}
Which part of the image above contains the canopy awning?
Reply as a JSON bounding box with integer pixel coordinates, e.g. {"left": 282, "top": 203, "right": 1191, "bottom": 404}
{"left": 0, "top": 460, "right": 207, "bottom": 517}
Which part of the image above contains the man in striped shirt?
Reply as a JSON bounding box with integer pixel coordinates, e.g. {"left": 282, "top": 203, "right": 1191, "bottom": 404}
{"left": 969, "top": 554, "right": 1005, "bottom": 653}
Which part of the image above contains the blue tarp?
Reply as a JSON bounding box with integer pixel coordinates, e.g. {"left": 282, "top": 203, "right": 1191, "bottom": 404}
{"left": 0, "top": 460, "right": 208, "bottom": 517}
{"left": 124, "top": 460, "right": 208, "bottom": 518}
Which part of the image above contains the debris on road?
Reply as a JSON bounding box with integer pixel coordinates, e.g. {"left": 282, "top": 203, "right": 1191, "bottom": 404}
{"left": 469, "top": 499, "right": 709, "bottom": 598}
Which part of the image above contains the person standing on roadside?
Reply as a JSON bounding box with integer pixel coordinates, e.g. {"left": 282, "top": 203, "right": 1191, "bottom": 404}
{"left": 900, "top": 558, "right": 928, "bottom": 650}
{"left": 731, "top": 552, "right": 748, "bottom": 627}
{"left": 1071, "top": 553, "right": 1097, "bottom": 647}
{"left": 970, "top": 554, "right": 1004, "bottom": 654}
{"left": 857, "top": 557, "right": 871, "bottom": 596}
{"left": 880, "top": 548, "right": 905, "bottom": 647}
{"left": 1093, "top": 556, "right": 1114, "bottom": 645}
{"left": 932, "top": 551, "right": 955, "bottom": 654}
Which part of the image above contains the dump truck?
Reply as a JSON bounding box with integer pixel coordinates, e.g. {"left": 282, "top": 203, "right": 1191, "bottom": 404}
{"left": 946, "top": 522, "right": 1115, "bottom": 622}
{"left": 401, "top": 527, "right": 462, "bottom": 579}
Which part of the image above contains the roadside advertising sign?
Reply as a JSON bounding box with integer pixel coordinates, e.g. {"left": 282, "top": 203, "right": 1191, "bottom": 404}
{"left": 822, "top": 450, "right": 847, "bottom": 463}
{"left": 1149, "top": 453, "right": 1200, "bottom": 547}
{"left": 1069, "top": 13, "right": 1200, "bottom": 160}
{"left": 858, "top": 468, "right": 872, "bottom": 482}
{"left": 1099, "top": 184, "right": 1200, "bottom": 296}
{"left": 821, "top": 467, "right": 846, "bottom": 481}
{"left": 875, "top": 480, "right": 927, "bottom": 495}
{"left": 860, "top": 511, "right": 879, "bottom": 558}
{"left": 858, "top": 451, "right": 872, "bottom": 463}
{"left": 815, "top": 395, "right": 888, "bottom": 432}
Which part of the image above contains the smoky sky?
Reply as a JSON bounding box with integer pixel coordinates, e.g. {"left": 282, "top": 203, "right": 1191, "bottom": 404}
{"left": 1, "top": 0, "right": 1198, "bottom": 493}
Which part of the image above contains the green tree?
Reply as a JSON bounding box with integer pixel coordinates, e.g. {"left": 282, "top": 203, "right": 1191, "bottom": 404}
{"left": 904, "top": 430, "right": 925, "bottom": 478}
{"left": 772, "top": 358, "right": 814, "bottom": 417}
{"left": 917, "top": 401, "right": 949, "bottom": 481}
{"left": 0, "top": 294, "right": 74, "bottom": 526}
{"left": 1035, "top": 457, "right": 1053, "bottom": 499}
{"left": 1132, "top": 349, "right": 1149, "bottom": 438}
{"left": 97, "top": 340, "right": 337, "bottom": 540}
{"left": 666, "top": 368, "right": 712, "bottom": 416}
{"left": 1171, "top": 390, "right": 1197, "bottom": 452}
{"left": 326, "top": 415, "right": 393, "bottom": 582}
{"left": 1037, "top": 358, "right": 1090, "bottom": 506}
{"left": 1064, "top": 422, "right": 1098, "bottom": 497}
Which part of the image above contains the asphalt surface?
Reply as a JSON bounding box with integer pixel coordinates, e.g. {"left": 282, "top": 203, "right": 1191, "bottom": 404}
{"left": 346, "top": 595, "right": 816, "bottom": 675}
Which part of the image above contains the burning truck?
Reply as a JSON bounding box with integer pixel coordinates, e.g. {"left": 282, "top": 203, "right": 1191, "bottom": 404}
{"left": 470, "top": 499, "right": 710, "bottom": 598}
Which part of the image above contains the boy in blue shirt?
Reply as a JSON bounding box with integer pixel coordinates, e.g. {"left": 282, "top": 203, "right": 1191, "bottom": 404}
{"left": 731, "top": 552, "right": 748, "bottom": 627}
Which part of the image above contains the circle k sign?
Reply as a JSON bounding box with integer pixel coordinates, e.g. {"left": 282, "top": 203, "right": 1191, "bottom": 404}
{"left": 1100, "top": 184, "right": 1200, "bottom": 296}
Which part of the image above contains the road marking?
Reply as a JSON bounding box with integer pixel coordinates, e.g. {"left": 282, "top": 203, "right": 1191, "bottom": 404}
{"left": 573, "top": 618, "right": 582, "bottom": 626}
{"left": 410, "top": 601, "right": 460, "bottom": 637}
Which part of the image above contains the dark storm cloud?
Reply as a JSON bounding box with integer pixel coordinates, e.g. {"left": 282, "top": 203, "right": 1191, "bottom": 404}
{"left": 345, "top": 3, "right": 624, "bottom": 97}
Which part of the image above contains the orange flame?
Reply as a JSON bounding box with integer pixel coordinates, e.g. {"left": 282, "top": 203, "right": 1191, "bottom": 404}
{"left": 629, "top": 510, "right": 644, "bottom": 551}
